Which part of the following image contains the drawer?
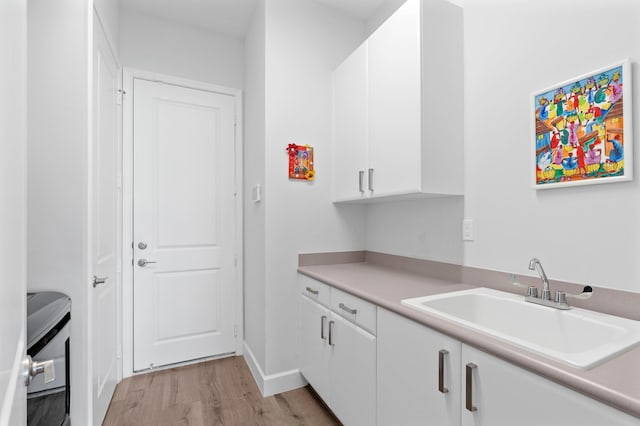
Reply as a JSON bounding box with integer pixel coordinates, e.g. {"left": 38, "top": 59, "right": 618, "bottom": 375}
{"left": 299, "top": 274, "right": 331, "bottom": 307}
{"left": 330, "top": 287, "right": 376, "bottom": 334}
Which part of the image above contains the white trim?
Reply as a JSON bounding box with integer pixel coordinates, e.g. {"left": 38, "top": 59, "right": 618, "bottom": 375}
{"left": 127, "top": 352, "right": 236, "bottom": 377}
{"left": 0, "top": 335, "right": 25, "bottom": 426}
{"left": 243, "top": 341, "right": 307, "bottom": 397}
{"left": 121, "top": 68, "right": 244, "bottom": 378}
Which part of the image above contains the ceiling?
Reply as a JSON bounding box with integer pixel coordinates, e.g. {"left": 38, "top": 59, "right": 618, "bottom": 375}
{"left": 119, "top": 0, "right": 386, "bottom": 39}
{"left": 120, "top": 0, "right": 259, "bottom": 38}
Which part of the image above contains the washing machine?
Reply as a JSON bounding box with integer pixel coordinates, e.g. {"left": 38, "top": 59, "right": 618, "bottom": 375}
{"left": 26, "top": 292, "right": 71, "bottom": 426}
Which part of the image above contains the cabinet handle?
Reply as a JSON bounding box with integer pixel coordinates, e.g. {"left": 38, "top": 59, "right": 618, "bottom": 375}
{"left": 438, "top": 349, "right": 449, "bottom": 394}
{"left": 305, "top": 286, "right": 319, "bottom": 295}
{"left": 328, "top": 320, "right": 335, "bottom": 346}
{"left": 358, "top": 170, "right": 365, "bottom": 193}
{"left": 338, "top": 302, "right": 357, "bottom": 315}
{"left": 368, "top": 168, "right": 374, "bottom": 191}
{"left": 320, "top": 315, "right": 327, "bottom": 340}
{"left": 466, "top": 362, "right": 478, "bottom": 412}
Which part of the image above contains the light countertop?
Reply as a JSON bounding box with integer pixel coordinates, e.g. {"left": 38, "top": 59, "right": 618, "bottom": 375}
{"left": 298, "top": 261, "right": 640, "bottom": 419}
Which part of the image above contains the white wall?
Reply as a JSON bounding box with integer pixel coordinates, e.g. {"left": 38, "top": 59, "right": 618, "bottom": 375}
{"left": 243, "top": 0, "right": 267, "bottom": 371}
{"left": 365, "top": 197, "right": 464, "bottom": 264}
{"left": 0, "top": 1, "right": 27, "bottom": 422}
{"left": 242, "top": 0, "right": 367, "bottom": 379}
{"left": 365, "top": 0, "right": 406, "bottom": 37}
{"left": 119, "top": 7, "right": 244, "bottom": 89}
{"left": 364, "top": 0, "right": 640, "bottom": 294}
{"left": 94, "top": 0, "right": 119, "bottom": 57}
{"left": 462, "top": 0, "right": 640, "bottom": 292}
{"left": 27, "top": 0, "right": 92, "bottom": 422}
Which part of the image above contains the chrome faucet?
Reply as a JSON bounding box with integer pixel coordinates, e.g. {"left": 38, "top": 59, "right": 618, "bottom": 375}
{"left": 514, "top": 257, "right": 593, "bottom": 310}
{"left": 528, "top": 258, "right": 551, "bottom": 300}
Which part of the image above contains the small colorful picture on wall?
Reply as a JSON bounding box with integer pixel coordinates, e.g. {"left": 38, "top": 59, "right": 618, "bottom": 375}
{"left": 532, "top": 60, "right": 633, "bottom": 189}
{"left": 287, "top": 143, "right": 315, "bottom": 181}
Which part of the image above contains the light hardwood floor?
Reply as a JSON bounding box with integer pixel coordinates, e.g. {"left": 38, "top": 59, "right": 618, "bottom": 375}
{"left": 103, "top": 356, "right": 340, "bottom": 425}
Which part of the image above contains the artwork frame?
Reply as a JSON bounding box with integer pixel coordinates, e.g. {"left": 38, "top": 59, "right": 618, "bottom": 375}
{"left": 532, "top": 59, "right": 633, "bottom": 189}
{"left": 287, "top": 143, "right": 315, "bottom": 180}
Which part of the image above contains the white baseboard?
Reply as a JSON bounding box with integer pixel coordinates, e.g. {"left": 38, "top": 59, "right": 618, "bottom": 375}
{"left": 243, "top": 341, "right": 307, "bottom": 397}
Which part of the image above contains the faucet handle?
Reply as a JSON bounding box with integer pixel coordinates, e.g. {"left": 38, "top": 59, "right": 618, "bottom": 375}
{"left": 555, "top": 286, "right": 593, "bottom": 305}
{"left": 554, "top": 291, "right": 568, "bottom": 304}
{"left": 511, "top": 274, "right": 538, "bottom": 297}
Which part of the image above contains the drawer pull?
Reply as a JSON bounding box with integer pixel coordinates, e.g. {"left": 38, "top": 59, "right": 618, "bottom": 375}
{"left": 338, "top": 303, "right": 357, "bottom": 315}
{"left": 305, "top": 286, "right": 319, "bottom": 295}
{"left": 328, "top": 320, "right": 335, "bottom": 346}
{"left": 438, "top": 349, "right": 449, "bottom": 394}
{"left": 466, "top": 362, "right": 478, "bottom": 412}
{"left": 368, "top": 168, "right": 374, "bottom": 191}
{"left": 358, "top": 170, "right": 365, "bottom": 193}
{"left": 320, "top": 315, "right": 327, "bottom": 340}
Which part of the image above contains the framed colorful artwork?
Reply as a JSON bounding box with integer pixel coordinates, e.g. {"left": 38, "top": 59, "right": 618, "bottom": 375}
{"left": 532, "top": 59, "right": 632, "bottom": 189}
{"left": 287, "top": 143, "right": 315, "bottom": 181}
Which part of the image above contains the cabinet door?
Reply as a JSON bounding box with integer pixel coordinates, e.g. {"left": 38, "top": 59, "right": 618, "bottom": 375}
{"left": 377, "top": 308, "right": 461, "bottom": 426}
{"left": 368, "top": 0, "right": 422, "bottom": 197}
{"left": 333, "top": 42, "right": 369, "bottom": 202}
{"left": 330, "top": 313, "right": 376, "bottom": 426}
{"left": 300, "top": 295, "right": 331, "bottom": 403}
{"left": 461, "top": 345, "right": 639, "bottom": 426}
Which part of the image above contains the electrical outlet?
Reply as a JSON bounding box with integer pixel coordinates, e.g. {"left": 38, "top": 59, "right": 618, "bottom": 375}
{"left": 462, "top": 219, "right": 474, "bottom": 241}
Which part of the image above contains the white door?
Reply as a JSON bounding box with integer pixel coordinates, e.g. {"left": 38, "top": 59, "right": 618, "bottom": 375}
{"left": 132, "top": 79, "right": 237, "bottom": 371}
{"left": 91, "top": 14, "right": 120, "bottom": 424}
{"left": 0, "top": 0, "right": 27, "bottom": 424}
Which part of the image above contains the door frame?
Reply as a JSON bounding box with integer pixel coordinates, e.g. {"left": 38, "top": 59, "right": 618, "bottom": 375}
{"left": 121, "top": 68, "right": 244, "bottom": 377}
{"left": 90, "top": 9, "right": 123, "bottom": 422}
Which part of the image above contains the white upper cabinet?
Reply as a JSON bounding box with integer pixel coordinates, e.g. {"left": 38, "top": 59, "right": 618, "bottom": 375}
{"left": 332, "top": 0, "right": 464, "bottom": 202}
{"left": 368, "top": 0, "right": 422, "bottom": 198}
{"left": 333, "top": 42, "right": 369, "bottom": 201}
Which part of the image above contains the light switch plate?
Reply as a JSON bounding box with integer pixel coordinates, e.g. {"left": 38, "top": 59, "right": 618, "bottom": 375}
{"left": 252, "top": 184, "right": 262, "bottom": 202}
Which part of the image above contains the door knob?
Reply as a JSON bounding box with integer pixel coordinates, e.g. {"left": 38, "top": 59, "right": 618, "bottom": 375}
{"left": 23, "top": 355, "right": 55, "bottom": 386}
{"left": 93, "top": 276, "right": 108, "bottom": 288}
{"left": 137, "top": 259, "right": 157, "bottom": 267}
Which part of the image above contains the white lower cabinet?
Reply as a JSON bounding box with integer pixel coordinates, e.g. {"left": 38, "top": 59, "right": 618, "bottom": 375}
{"left": 377, "top": 308, "right": 639, "bottom": 426}
{"left": 300, "top": 295, "right": 331, "bottom": 403}
{"left": 330, "top": 313, "right": 376, "bottom": 426}
{"left": 299, "top": 277, "right": 376, "bottom": 426}
{"left": 377, "top": 308, "right": 461, "bottom": 426}
{"left": 461, "top": 344, "right": 639, "bottom": 426}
